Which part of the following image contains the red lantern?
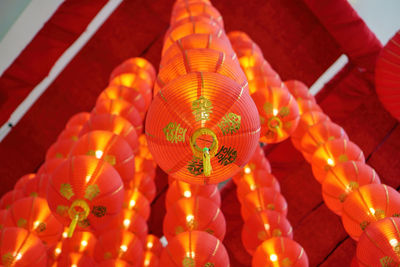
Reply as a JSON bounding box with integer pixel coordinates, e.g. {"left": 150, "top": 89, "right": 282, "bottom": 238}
{"left": 0, "top": 209, "right": 12, "bottom": 229}
{"left": 109, "top": 57, "right": 156, "bottom": 88}
{"left": 47, "top": 156, "right": 124, "bottom": 236}
{"left": 252, "top": 237, "right": 308, "bottom": 267}
{"left": 228, "top": 31, "right": 264, "bottom": 63}
{"left": 94, "top": 229, "right": 144, "bottom": 266}
{"left": 70, "top": 130, "right": 135, "bottom": 186}
{"left": 166, "top": 180, "right": 221, "bottom": 210}
{"left": 171, "top": 1, "right": 222, "bottom": 27}
{"left": 322, "top": 161, "right": 380, "bottom": 215}
{"left": 241, "top": 187, "right": 288, "bottom": 220}
{"left": 144, "top": 235, "right": 163, "bottom": 256}
{"left": 98, "top": 259, "right": 131, "bottom": 267}
{"left": 142, "top": 251, "right": 160, "bottom": 267}
{"left": 0, "top": 227, "right": 47, "bottom": 266}
{"left": 66, "top": 112, "right": 91, "bottom": 129}
{"left": 127, "top": 173, "right": 156, "bottom": 202}
{"left": 0, "top": 190, "right": 24, "bottom": 209}
{"left": 56, "top": 252, "right": 96, "bottom": 267}
{"left": 341, "top": 184, "right": 400, "bottom": 241}
{"left": 236, "top": 170, "right": 280, "bottom": 203}
{"left": 123, "top": 189, "right": 150, "bottom": 221}
{"left": 284, "top": 80, "right": 315, "bottom": 104}
{"left": 311, "top": 139, "right": 365, "bottom": 183}
{"left": 356, "top": 217, "right": 400, "bottom": 266}
{"left": 146, "top": 72, "right": 260, "bottom": 185}
{"left": 45, "top": 139, "right": 76, "bottom": 160}
{"left": 160, "top": 231, "right": 229, "bottom": 267}
{"left": 163, "top": 196, "right": 226, "bottom": 241}
{"left": 13, "top": 174, "right": 36, "bottom": 191}
{"left": 242, "top": 210, "right": 293, "bottom": 255}
{"left": 61, "top": 231, "right": 97, "bottom": 256}
{"left": 6, "top": 197, "right": 63, "bottom": 245}
{"left": 57, "top": 126, "right": 82, "bottom": 142}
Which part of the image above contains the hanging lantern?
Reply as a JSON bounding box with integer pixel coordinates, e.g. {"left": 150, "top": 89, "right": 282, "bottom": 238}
{"left": 57, "top": 126, "right": 82, "bottom": 142}
{"left": 13, "top": 174, "right": 36, "bottom": 191}
{"left": 0, "top": 190, "right": 24, "bottom": 210}
{"left": 6, "top": 197, "right": 63, "bottom": 245}
{"left": 166, "top": 180, "right": 221, "bottom": 210}
{"left": 284, "top": 80, "right": 315, "bottom": 104}
{"left": 127, "top": 173, "right": 156, "bottom": 202}
{"left": 146, "top": 72, "right": 260, "bottom": 185}
{"left": 233, "top": 146, "right": 272, "bottom": 183}
{"left": 171, "top": 1, "right": 222, "bottom": 26}
{"left": 356, "top": 217, "right": 400, "bottom": 266}
{"left": 45, "top": 139, "right": 76, "bottom": 160}
{"left": 94, "top": 229, "right": 144, "bottom": 266}
{"left": 110, "top": 58, "right": 156, "bottom": 88}
{"left": 300, "top": 121, "right": 348, "bottom": 162}
{"left": 47, "top": 156, "right": 124, "bottom": 237}
{"left": 228, "top": 31, "right": 264, "bottom": 64}
{"left": 123, "top": 189, "right": 150, "bottom": 221}
{"left": 322, "top": 161, "right": 381, "bottom": 215}
{"left": 61, "top": 231, "right": 97, "bottom": 257}
{"left": 79, "top": 114, "right": 139, "bottom": 153}
{"left": 70, "top": 130, "right": 135, "bottom": 186}
{"left": 236, "top": 170, "right": 280, "bottom": 203}
{"left": 242, "top": 210, "right": 293, "bottom": 256}
{"left": 241, "top": 187, "right": 288, "bottom": 220}
{"left": 311, "top": 139, "right": 365, "bottom": 183}
{"left": 98, "top": 259, "right": 132, "bottom": 267}
{"left": 160, "top": 231, "right": 229, "bottom": 267}
{"left": 252, "top": 237, "right": 308, "bottom": 267}
{"left": 142, "top": 251, "right": 160, "bottom": 267}
{"left": 66, "top": 112, "right": 91, "bottom": 129}
{"left": 163, "top": 196, "right": 226, "bottom": 241}
{"left": 144, "top": 235, "right": 163, "bottom": 256}
{"left": 56, "top": 252, "right": 96, "bottom": 267}
{"left": 0, "top": 227, "right": 47, "bottom": 266}
{"left": 0, "top": 209, "right": 12, "bottom": 230}
{"left": 341, "top": 184, "right": 400, "bottom": 241}
{"left": 251, "top": 84, "right": 300, "bottom": 143}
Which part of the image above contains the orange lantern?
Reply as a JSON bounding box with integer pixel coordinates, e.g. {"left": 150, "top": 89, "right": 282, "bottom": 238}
{"left": 66, "top": 112, "right": 91, "bottom": 129}
{"left": 241, "top": 187, "right": 288, "bottom": 220}
{"left": 13, "top": 174, "right": 36, "bottom": 191}
{"left": 311, "top": 139, "right": 365, "bottom": 183}
{"left": 242, "top": 210, "right": 293, "bottom": 256}
{"left": 341, "top": 184, "right": 400, "bottom": 241}
{"left": 56, "top": 252, "right": 96, "bottom": 267}
{"left": 94, "top": 229, "right": 144, "bottom": 266}
{"left": 142, "top": 251, "right": 159, "bottom": 267}
{"left": 93, "top": 99, "right": 143, "bottom": 135}
{"left": 160, "top": 231, "right": 229, "bottom": 267}
{"left": 79, "top": 114, "right": 139, "bottom": 153}
{"left": 45, "top": 139, "right": 76, "bottom": 160}
{"left": 0, "top": 227, "right": 47, "bottom": 266}
{"left": 61, "top": 231, "right": 97, "bottom": 256}
{"left": 6, "top": 197, "right": 63, "bottom": 245}
{"left": 252, "top": 237, "right": 308, "bottom": 267}
{"left": 144, "top": 235, "right": 163, "bottom": 256}
{"left": 146, "top": 72, "right": 260, "bottom": 185}
{"left": 0, "top": 209, "right": 12, "bottom": 230}
{"left": 163, "top": 196, "right": 226, "bottom": 241}
{"left": 110, "top": 57, "right": 156, "bottom": 88}
{"left": 127, "top": 173, "right": 156, "bottom": 202}
{"left": 57, "top": 126, "right": 82, "bottom": 142}
{"left": 0, "top": 190, "right": 24, "bottom": 209}
{"left": 251, "top": 85, "right": 300, "bottom": 143}
{"left": 47, "top": 156, "right": 124, "bottom": 237}
{"left": 123, "top": 189, "right": 150, "bottom": 221}
{"left": 356, "top": 217, "right": 400, "bottom": 266}
{"left": 233, "top": 147, "right": 272, "bottom": 184}
{"left": 171, "top": 1, "right": 222, "bottom": 27}
{"left": 166, "top": 180, "right": 221, "bottom": 209}
{"left": 284, "top": 80, "right": 315, "bottom": 104}
{"left": 247, "top": 73, "right": 282, "bottom": 96}
{"left": 228, "top": 31, "right": 264, "bottom": 62}
{"left": 98, "top": 259, "right": 131, "bottom": 267}
{"left": 300, "top": 121, "right": 348, "bottom": 162}
{"left": 70, "top": 130, "right": 135, "bottom": 186}
{"left": 322, "top": 161, "right": 381, "bottom": 215}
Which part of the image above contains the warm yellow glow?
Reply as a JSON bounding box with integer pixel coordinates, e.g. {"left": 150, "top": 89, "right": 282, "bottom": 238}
{"left": 129, "top": 199, "right": 136, "bottom": 208}
{"left": 270, "top": 254, "right": 278, "bottom": 262}
{"left": 244, "top": 167, "right": 251, "bottom": 174}
{"left": 390, "top": 238, "right": 398, "bottom": 247}
{"left": 33, "top": 221, "right": 40, "bottom": 229}
{"left": 81, "top": 240, "right": 88, "bottom": 247}
{"left": 186, "top": 251, "right": 195, "bottom": 258}
{"left": 71, "top": 264, "right": 77, "bottom": 267}
{"left": 327, "top": 158, "right": 335, "bottom": 166}
{"left": 264, "top": 223, "right": 270, "bottom": 231}
{"left": 120, "top": 245, "right": 128, "bottom": 252}
{"left": 62, "top": 232, "right": 68, "bottom": 238}
{"left": 16, "top": 253, "right": 22, "bottom": 261}
{"left": 250, "top": 184, "right": 256, "bottom": 191}
{"left": 144, "top": 259, "right": 150, "bottom": 266}
{"left": 95, "top": 150, "right": 103, "bottom": 159}
{"left": 55, "top": 248, "right": 62, "bottom": 255}
{"left": 273, "top": 109, "right": 278, "bottom": 116}
{"left": 147, "top": 242, "right": 153, "bottom": 249}
{"left": 369, "top": 208, "right": 375, "bottom": 215}
{"left": 183, "top": 191, "right": 192, "bottom": 198}
{"left": 186, "top": 214, "right": 194, "bottom": 222}
{"left": 123, "top": 219, "right": 131, "bottom": 228}
{"left": 85, "top": 175, "right": 91, "bottom": 183}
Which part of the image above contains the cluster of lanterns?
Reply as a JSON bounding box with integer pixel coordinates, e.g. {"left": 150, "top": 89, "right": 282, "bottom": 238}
{"left": 0, "top": 57, "right": 162, "bottom": 266}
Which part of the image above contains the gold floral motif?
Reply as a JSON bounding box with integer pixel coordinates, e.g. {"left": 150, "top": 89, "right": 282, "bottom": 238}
{"left": 56, "top": 205, "right": 69, "bottom": 217}
{"left": 35, "top": 222, "right": 46, "bottom": 233}
{"left": 186, "top": 219, "right": 198, "bottom": 230}
{"left": 60, "top": 183, "right": 74, "bottom": 200}
{"left": 267, "top": 203, "right": 275, "bottom": 210}
{"left": 192, "top": 96, "right": 213, "bottom": 121}
{"left": 175, "top": 226, "right": 184, "bottom": 235}
{"left": 257, "top": 231, "right": 267, "bottom": 241}
{"left": 17, "top": 218, "right": 27, "bottom": 228}
{"left": 2, "top": 252, "right": 14, "bottom": 266}
{"left": 205, "top": 228, "right": 214, "bottom": 235}
{"left": 163, "top": 122, "right": 187, "bottom": 143}
{"left": 279, "top": 107, "right": 290, "bottom": 117}
{"left": 92, "top": 206, "right": 107, "bottom": 217}
{"left": 86, "top": 150, "right": 116, "bottom": 165}
{"left": 217, "top": 113, "right": 241, "bottom": 135}
{"left": 188, "top": 157, "right": 203, "bottom": 176}
{"left": 104, "top": 252, "right": 113, "bottom": 260}
{"left": 182, "top": 256, "right": 195, "bottom": 267}
{"left": 263, "top": 102, "right": 273, "bottom": 115}
{"left": 374, "top": 209, "right": 385, "bottom": 220}
{"left": 78, "top": 219, "right": 90, "bottom": 228}
{"left": 338, "top": 154, "right": 349, "bottom": 162}
{"left": 360, "top": 221, "right": 370, "bottom": 230}
{"left": 85, "top": 184, "right": 100, "bottom": 201}
{"left": 204, "top": 263, "right": 215, "bottom": 267}
{"left": 281, "top": 257, "right": 292, "bottom": 267}
{"left": 380, "top": 256, "right": 396, "bottom": 267}
{"left": 272, "top": 229, "right": 282, "bottom": 237}
{"left": 215, "top": 145, "right": 237, "bottom": 166}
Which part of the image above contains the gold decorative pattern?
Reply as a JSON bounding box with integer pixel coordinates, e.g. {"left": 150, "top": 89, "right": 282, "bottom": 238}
{"left": 380, "top": 256, "right": 395, "bottom": 267}
{"left": 263, "top": 102, "right": 273, "bottom": 115}
{"left": 204, "top": 263, "right": 215, "bottom": 267}
{"left": 215, "top": 145, "right": 237, "bottom": 166}
{"left": 279, "top": 107, "right": 290, "bottom": 117}
{"left": 192, "top": 96, "right": 213, "bottom": 121}
{"left": 163, "top": 122, "right": 187, "bottom": 143}
{"left": 257, "top": 231, "right": 267, "bottom": 241}
{"left": 360, "top": 221, "right": 370, "bottom": 230}
{"left": 85, "top": 184, "right": 100, "bottom": 201}
{"left": 175, "top": 226, "right": 184, "bottom": 235}
{"left": 338, "top": 154, "right": 349, "bottom": 162}
{"left": 188, "top": 157, "right": 203, "bottom": 176}
{"left": 2, "top": 252, "right": 14, "bottom": 266}
{"left": 56, "top": 205, "right": 69, "bottom": 217}
{"left": 35, "top": 222, "right": 46, "bottom": 233}
{"left": 182, "top": 256, "right": 196, "bottom": 267}
{"left": 281, "top": 257, "right": 292, "bottom": 267}
{"left": 17, "top": 218, "right": 27, "bottom": 227}
{"left": 273, "top": 229, "right": 282, "bottom": 237}
{"left": 104, "top": 252, "right": 112, "bottom": 260}
{"left": 217, "top": 113, "right": 241, "bottom": 135}
{"left": 60, "top": 183, "right": 74, "bottom": 200}
{"left": 92, "top": 206, "right": 107, "bottom": 217}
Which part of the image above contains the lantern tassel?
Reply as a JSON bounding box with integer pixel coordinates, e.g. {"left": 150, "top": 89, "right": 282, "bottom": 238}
{"left": 203, "top": 147, "right": 212, "bottom": 177}
{"left": 275, "top": 126, "right": 283, "bottom": 138}
{"left": 67, "top": 214, "right": 79, "bottom": 238}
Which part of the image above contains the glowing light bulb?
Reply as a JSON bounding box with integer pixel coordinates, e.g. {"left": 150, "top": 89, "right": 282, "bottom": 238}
{"left": 33, "top": 221, "right": 40, "bottom": 228}
{"left": 81, "top": 240, "right": 88, "bottom": 247}
{"left": 144, "top": 259, "right": 150, "bottom": 266}
{"left": 95, "top": 150, "right": 103, "bottom": 159}
{"left": 250, "top": 184, "right": 256, "bottom": 191}
{"left": 186, "top": 214, "right": 194, "bottom": 222}
{"left": 369, "top": 208, "right": 375, "bottom": 215}
{"left": 71, "top": 264, "right": 77, "bottom": 267}
{"left": 264, "top": 223, "right": 270, "bottom": 231}
{"left": 120, "top": 245, "right": 128, "bottom": 252}
{"left": 123, "top": 219, "right": 131, "bottom": 228}
{"left": 147, "top": 242, "right": 153, "bottom": 249}
{"left": 186, "top": 251, "right": 195, "bottom": 258}
{"left": 270, "top": 254, "right": 278, "bottom": 262}
{"left": 85, "top": 175, "right": 91, "bottom": 183}
{"left": 244, "top": 167, "right": 251, "bottom": 174}
{"left": 55, "top": 248, "right": 61, "bottom": 255}
{"left": 62, "top": 232, "right": 68, "bottom": 238}
{"left": 273, "top": 109, "right": 278, "bottom": 116}
{"left": 15, "top": 253, "right": 22, "bottom": 260}
{"left": 327, "top": 158, "right": 335, "bottom": 166}
{"left": 129, "top": 199, "right": 136, "bottom": 208}
{"left": 183, "top": 191, "right": 192, "bottom": 198}
{"left": 390, "top": 238, "right": 398, "bottom": 247}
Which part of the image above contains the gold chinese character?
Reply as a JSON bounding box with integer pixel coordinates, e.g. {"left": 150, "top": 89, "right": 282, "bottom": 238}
{"left": 85, "top": 184, "right": 100, "bottom": 201}
{"left": 188, "top": 157, "right": 204, "bottom": 176}
{"left": 192, "top": 96, "right": 213, "bottom": 121}
{"left": 218, "top": 113, "right": 241, "bottom": 135}
{"left": 215, "top": 145, "right": 237, "bottom": 166}
{"left": 163, "top": 122, "right": 187, "bottom": 143}
{"left": 60, "top": 183, "right": 74, "bottom": 200}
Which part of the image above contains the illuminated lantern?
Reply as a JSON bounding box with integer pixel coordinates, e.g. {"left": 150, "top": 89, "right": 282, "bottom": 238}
{"left": 163, "top": 196, "right": 226, "bottom": 241}
{"left": 7, "top": 197, "right": 63, "bottom": 245}
{"left": 171, "top": 1, "right": 222, "bottom": 26}
{"left": 146, "top": 72, "right": 260, "bottom": 185}
{"left": 241, "top": 187, "right": 288, "bottom": 220}
{"left": 296, "top": 98, "right": 322, "bottom": 116}
{"left": 134, "top": 156, "right": 156, "bottom": 180}
{"left": 99, "top": 259, "right": 131, "bottom": 267}
{"left": 45, "top": 139, "right": 76, "bottom": 160}
{"left": 14, "top": 174, "right": 36, "bottom": 191}
{"left": 142, "top": 251, "right": 159, "bottom": 267}
{"left": 47, "top": 156, "right": 124, "bottom": 237}
{"left": 23, "top": 158, "right": 65, "bottom": 198}
{"left": 251, "top": 85, "right": 300, "bottom": 143}
{"left": 375, "top": 30, "right": 400, "bottom": 121}
{"left": 61, "top": 231, "right": 97, "bottom": 256}
{"left": 94, "top": 229, "right": 144, "bottom": 266}
{"left": 127, "top": 173, "right": 156, "bottom": 202}
{"left": 356, "top": 217, "right": 400, "bottom": 266}
{"left": 70, "top": 130, "right": 135, "bottom": 185}
{"left": 110, "top": 57, "right": 156, "bottom": 88}
{"left": 311, "top": 139, "right": 365, "bottom": 183}
{"left": 284, "top": 80, "right": 315, "bottom": 104}
{"left": 56, "top": 252, "right": 96, "bottom": 267}
{"left": 66, "top": 112, "right": 91, "bottom": 129}
{"left": 165, "top": 180, "right": 221, "bottom": 209}
{"left": 144, "top": 235, "right": 163, "bottom": 256}
{"left": 242, "top": 210, "right": 293, "bottom": 255}
{"left": 80, "top": 114, "right": 139, "bottom": 153}
{"left": 236, "top": 170, "right": 281, "bottom": 203}
{"left": 291, "top": 111, "right": 330, "bottom": 150}
{"left": 160, "top": 231, "right": 229, "bottom": 267}
{"left": 98, "top": 209, "right": 148, "bottom": 243}
{"left": 322, "top": 161, "right": 380, "bottom": 215}
{"left": 247, "top": 73, "right": 282, "bottom": 95}
{"left": 341, "top": 184, "right": 400, "bottom": 241}
{"left": 93, "top": 99, "right": 143, "bottom": 134}
{"left": 0, "top": 209, "right": 12, "bottom": 229}
{"left": 228, "top": 31, "right": 264, "bottom": 61}
{"left": 0, "top": 190, "right": 24, "bottom": 209}
{"left": 300, "top": 121, "right": 348, "bottom": 162}
{"left": 57, "top": 126, "right": 82, "bottom": 142}
{"left": 252, "top": 237, "right": 308, "bottom": 267}
{"left": 0, "top": 227, "right": 47, "bottom": 266}
{"left": 123, "top": 189, "right": 150, "bottom": 221}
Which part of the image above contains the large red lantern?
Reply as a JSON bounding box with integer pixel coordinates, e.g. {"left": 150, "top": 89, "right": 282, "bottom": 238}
{"left": 160, "top": 231, "right": 229, "bottom": 266}
{"left": 163, "top": 196, "right": 226, "bottom": 241}
{"left": 341, "top": 184, "right": 400, "bottom": 241}
{"left": 146, "top": 72, "right": 260, "bottom": 185}
{"left": 0, "top": 227, "right": 47, "bottom": 266}
{"left": 47, "top": 156, "right": 124, "bottom": 237}
{"left": 252, "top": 237, "right": 308, "bottom": 267}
